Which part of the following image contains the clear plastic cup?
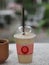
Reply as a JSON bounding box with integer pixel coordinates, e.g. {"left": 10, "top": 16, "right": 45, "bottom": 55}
{"left": 14, "top": 26, "right": 36, "bottom": 63}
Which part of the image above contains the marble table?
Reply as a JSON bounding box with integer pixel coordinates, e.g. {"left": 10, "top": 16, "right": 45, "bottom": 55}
{"left": 1, "top": 43, "right": 49, "bottom": 65}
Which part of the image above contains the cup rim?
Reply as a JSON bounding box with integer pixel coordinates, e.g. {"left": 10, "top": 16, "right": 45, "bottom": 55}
{"left": 0, "top": 39, "right": 9, "bottom": 45}
{"left": 14, "top": 33, "right": 36, "bottom": 39}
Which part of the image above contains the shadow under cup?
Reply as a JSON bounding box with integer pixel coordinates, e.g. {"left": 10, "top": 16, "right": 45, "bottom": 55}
{"left": 0, "top": 39, "right": 9, "bottom": 64}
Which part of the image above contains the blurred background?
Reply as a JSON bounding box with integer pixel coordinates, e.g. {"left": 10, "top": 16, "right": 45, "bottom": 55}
{"left": 0, "top": 0, "right": 49, "bottom": 43}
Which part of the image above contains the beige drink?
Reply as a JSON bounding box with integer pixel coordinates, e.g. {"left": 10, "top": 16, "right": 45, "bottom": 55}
{"left": 14, "top": 33, "right": 36, "bottom": 63}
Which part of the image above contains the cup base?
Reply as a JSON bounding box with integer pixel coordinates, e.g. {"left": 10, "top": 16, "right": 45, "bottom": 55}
{"left": 18, "top": 54, "right": 32, "bottom": 63}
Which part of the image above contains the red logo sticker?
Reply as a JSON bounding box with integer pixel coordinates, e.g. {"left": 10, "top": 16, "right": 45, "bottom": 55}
{"left": 16, "top": 43, "right": 34, "bottom": 55}
{"left": 21, "top": 46, "right": 29, "bottom": 54}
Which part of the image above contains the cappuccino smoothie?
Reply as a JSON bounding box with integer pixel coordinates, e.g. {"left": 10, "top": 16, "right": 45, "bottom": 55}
{"left": 14, "top": 33, "right": 36, "bottom": 63}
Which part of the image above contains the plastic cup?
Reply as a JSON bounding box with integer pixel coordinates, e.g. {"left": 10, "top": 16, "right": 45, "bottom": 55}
{"left": 14, "top": 26, "right": 36, "bottom": 63}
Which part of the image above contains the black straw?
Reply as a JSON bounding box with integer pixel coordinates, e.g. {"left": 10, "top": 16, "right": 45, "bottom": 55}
{"left": 22, "top": 6, "right": 25, "bottom": 35}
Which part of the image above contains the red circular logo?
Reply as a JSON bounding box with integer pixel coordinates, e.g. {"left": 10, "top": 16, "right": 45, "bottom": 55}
{"left": 21, "top": 46, "right": 29, "bottom": 54}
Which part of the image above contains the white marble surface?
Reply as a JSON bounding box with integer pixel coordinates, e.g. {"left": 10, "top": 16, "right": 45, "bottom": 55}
{"left": 1, "top": 43, "right": 49, "bottom": 65}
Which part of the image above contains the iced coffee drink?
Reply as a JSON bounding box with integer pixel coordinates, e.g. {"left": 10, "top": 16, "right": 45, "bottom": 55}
{"left": 14, "top": 32, "right": 36, "bottom": 63}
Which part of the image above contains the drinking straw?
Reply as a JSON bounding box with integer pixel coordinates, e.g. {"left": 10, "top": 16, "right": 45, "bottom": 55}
{"left": 22, "top": 3, "right": 25, "bottom": 35}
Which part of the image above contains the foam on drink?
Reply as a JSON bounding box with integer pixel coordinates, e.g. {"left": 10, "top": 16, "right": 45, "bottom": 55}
{"left": 14, "top": 32, "right": 36, "bottom": 39}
